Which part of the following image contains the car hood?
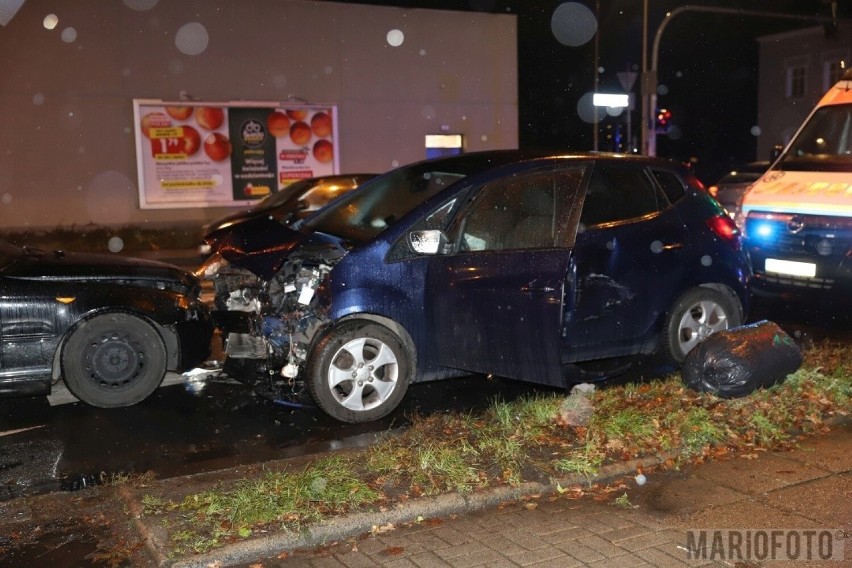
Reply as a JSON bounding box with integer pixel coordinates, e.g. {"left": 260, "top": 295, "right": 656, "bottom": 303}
{"left": 204, "top": 216, "right": 348, "bottom": 280}
{"left": 205, "top": 203, "right": 280, "bottom": 235}
{"left": 3, "top": 247, "right": 196, "bottom": 287}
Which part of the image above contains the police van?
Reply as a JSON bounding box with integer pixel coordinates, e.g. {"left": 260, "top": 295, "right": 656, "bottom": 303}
{"left": 740, "top": 68, "right": 852, "bottom": 302}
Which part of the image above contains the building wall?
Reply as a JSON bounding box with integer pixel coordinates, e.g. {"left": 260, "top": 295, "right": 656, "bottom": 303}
{"left": 757, "top": 25, "right": 851, "bottom": 160}
{"left": 0, "top": 0, "right": 517, "bottom": 229}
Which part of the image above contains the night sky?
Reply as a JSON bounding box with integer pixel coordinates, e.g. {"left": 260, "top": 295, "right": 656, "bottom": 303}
{"left": 337, "top": 0, "right": 847, "bottom": 183}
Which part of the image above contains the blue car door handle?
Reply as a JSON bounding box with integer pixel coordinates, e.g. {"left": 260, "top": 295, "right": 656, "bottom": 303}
{"left": 521, "top": 281, "right": 556, "bottom": 294}
{"left": 650, "top": 240, "right": 684, "bottom": 253}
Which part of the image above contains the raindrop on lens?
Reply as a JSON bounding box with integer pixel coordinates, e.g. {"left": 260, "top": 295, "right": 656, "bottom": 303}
{"left": 311, "top": 477, "right": 327, "bottom": 493}
{"left": 43, "top": 14, "right": 58, "bottom": 30}
{"left": 657, "top": 84, "right": 668, "bottom": 96}
{"left": 701, "top": 255, "right": 712, "bottom": 267}
{"left": 33, "top": 93, "right": 45, "bottom": 105}
{"left": 175, "top": 22, "right": 209, "bottom": 55}
{"left": 750, "top": 126, "right": 761, "bottom": 137}
{"left": 1, "top": 193, "right": 12, "bottom": 205}
{"left": 576, "top": 92, "right": 600, "bottom": 124}
{"left": 650, "top": 240, "right": 664, "bottom": 254}
{"left": 606, "top": 239, "right": 615, "bottom": 251}
{"left": 108, "top": 237, "right": 124, "bottom": 253}
{"left": 551, "top": 2, "right": 597, "bottom": 47}
{"left": 386, "top": 29, "right": 404, "bottom": 47}
{"left": 61, "top": 27, "right": 77, "bottom": 43}
{"left": 123, "top": 0, "right": 159, "bottom": 10}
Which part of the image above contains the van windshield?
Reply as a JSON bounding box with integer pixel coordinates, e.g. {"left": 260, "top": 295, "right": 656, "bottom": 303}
{"left": 779, "top": 104, "right": 852, "bottom": 171}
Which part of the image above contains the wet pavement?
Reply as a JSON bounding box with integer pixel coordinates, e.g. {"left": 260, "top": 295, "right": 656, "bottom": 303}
{"left": 1, "top": 421, "right": 848, "bottom": 567}
{"left": 0, "top": 372, "right": 572, "bottom": 501}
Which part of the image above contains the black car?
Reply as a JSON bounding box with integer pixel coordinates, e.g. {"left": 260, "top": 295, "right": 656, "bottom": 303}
{"left": 199, "top": 174, "right": 377, "bottom": 255}
{"left": 0, "top": 241, "right": 212, "bottom": 407}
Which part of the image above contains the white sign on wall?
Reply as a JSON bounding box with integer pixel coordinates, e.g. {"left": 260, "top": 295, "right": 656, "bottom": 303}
{"left": 133, "top": 99, "right": 339, "bottom": 209}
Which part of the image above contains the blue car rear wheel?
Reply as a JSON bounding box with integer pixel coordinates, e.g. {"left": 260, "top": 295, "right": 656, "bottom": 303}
{"left": 663, "top": 287, "right": 741, "bottom": 363}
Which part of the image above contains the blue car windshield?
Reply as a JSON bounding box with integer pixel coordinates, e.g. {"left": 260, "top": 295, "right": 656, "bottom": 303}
{"left": 304, "top": 164, "right": 467, "bottom": 242}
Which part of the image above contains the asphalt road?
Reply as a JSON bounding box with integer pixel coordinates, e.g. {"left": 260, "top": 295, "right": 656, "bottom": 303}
{"left": 1, "top": 289, "right": 847, "bottom": 502}
{"left": 0, "top": 368, "right": 561, "bottom": 501}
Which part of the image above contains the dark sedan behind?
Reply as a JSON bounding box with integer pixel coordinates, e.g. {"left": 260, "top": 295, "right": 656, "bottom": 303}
{"left": 0, "top": 241, "right": 212, "bottom": 407}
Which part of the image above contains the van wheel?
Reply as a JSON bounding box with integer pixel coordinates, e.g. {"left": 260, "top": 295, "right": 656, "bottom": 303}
{"left": 307, "top": 321, "right": 411, "bottom": 423}
{"left": 663, "top": 288, "right": 741, "bottom": 363}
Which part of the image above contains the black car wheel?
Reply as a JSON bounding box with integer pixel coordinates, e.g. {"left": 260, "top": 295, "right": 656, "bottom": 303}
{"left": 307, "top": 321, "right": 411, "bottom": 423}
{"left": 62, "top": 313, "right": 167, "bottom": 408}
{"left": 663, "top": 287, "right": 741, "bottom": 363}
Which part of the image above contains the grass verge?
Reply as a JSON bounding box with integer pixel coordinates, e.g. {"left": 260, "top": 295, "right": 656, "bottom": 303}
{"left": 140, "top": 340, "right": 850, "bottom": 556}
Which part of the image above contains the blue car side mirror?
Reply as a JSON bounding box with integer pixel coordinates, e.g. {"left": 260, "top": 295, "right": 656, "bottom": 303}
{"left": 408, "top": 229, "right": 449, "bottom": 255}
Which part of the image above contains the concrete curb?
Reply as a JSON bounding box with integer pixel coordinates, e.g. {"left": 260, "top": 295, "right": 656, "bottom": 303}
{"left": 165, "top": 455, "right": 670, "bottom": 568}
{"left": 154, "top": 413, "right": 852, "bottom": 566}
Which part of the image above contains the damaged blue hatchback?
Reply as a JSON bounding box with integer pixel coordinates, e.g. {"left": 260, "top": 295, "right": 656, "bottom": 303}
{"left": 200, "top": 151, "right": 750, "bottom": 423}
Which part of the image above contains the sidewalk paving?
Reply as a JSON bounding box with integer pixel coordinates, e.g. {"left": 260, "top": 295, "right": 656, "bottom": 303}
{"left": 1, "top": 421, "right": 848, "bottom": 568}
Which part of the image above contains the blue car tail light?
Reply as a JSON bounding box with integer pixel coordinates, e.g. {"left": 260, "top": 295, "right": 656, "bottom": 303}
{"left": 706, "top": 213, "right": 742, "bottom": 249}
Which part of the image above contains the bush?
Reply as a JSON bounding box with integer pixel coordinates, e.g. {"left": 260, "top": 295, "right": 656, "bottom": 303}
{"left": 1, "top": 224, "right": 202, "bottom": 253}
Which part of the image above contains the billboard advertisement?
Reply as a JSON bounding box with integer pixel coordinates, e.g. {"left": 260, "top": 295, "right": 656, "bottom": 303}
{"left": 133, "top": 100, "right": 339, "bottom": 209}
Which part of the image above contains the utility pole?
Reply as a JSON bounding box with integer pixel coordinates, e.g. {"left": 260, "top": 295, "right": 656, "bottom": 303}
{"left": 640, "top": 0, "right": 650, "bottom": 156}
{"left": 593, "top": 0, "right": 600, "bottom": 151}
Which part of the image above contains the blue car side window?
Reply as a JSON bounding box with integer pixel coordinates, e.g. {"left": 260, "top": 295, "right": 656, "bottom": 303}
{"left": 650, "top": 168, "right": 686, "bottom": 204}
{"left": 580, "top": 165, "right": 664, "bottom": 228}
{"left": 460, "top": 172, "right": 557, "bottom": 251}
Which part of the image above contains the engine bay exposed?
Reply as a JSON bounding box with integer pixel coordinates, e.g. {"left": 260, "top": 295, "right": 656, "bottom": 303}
{"left": 207, "top": 245, "right": 346, "bottom": 402}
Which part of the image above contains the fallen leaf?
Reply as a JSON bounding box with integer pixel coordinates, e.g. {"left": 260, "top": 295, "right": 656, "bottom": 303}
{"left": 383, "top": 546, "right": 405, "bottom": 556}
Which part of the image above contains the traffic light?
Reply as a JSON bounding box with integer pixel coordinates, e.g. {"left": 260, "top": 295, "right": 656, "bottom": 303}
{"left": 655, "top": 108, "right": 672, "bottom": 134}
